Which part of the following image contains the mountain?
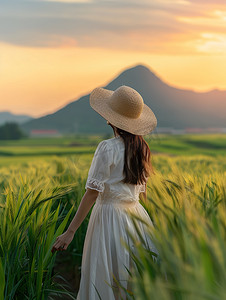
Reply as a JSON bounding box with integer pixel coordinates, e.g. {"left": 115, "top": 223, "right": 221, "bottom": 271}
{"left": 21, "top": 65, "right": 226, "bottom": 134}
{"left": 0, "top": 111, "right": 33, "bottom": 126}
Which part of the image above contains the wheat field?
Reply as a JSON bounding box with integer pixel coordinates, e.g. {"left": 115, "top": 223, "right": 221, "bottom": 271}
{"left": 0, "top": 135, "right": 225, "bottom": 299}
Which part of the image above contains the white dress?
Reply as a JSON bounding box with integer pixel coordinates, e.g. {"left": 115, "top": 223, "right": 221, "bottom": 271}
{"left": 76, "top": 136, "right": 158, "bottom": 300}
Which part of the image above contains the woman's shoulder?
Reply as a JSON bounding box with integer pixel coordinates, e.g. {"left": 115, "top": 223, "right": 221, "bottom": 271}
{"left": 98, "top": 136, "right": 123, "bottom": 148}
{"left": 95, "top": 137, "right": 123, "bottom": 158}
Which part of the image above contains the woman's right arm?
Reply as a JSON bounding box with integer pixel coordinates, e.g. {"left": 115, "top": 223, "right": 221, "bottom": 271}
{"left": 51, "top": 188, "right": 98, "bottom": 253}
{"left": 66, "top": 188, "right": 98, "bottom": 234}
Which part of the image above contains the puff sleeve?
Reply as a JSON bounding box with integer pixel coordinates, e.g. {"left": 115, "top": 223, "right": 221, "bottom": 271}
{"left": 85, "top": 140, "right": 113, "bottom": 193}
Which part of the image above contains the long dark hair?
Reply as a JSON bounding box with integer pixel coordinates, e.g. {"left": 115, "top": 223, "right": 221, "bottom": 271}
{"left": 110, "top": 124, "right": 154, "bottom": 185}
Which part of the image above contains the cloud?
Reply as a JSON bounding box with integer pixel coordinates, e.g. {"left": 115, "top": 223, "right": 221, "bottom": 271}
{"left": 195, "top": 33, "right": 226, "bottom": 54}
{"left": 44, "top": 0, "right": 92, "bottom": 2}
{"left": 0, "top": 0, "right": 225, "bottom": 54}
{"left": 188, "top": 0, "right": 226, "bottom": 4}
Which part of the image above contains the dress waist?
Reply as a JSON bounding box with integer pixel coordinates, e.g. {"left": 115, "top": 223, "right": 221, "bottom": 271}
{"left": 95, "top": 188, "right": 140, "bottom": 207}
{"left": 95, "top": 198, "right": 139, "bottom": 208}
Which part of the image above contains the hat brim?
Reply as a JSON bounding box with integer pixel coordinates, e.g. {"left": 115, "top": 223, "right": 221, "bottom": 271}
{"left": 90, "top": 87, "right": 157, "bottom": 135}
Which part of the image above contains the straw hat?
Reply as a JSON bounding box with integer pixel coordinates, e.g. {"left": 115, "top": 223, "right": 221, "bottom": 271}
{"left": 89, "top": 85, "right": 157, "bottom": 135}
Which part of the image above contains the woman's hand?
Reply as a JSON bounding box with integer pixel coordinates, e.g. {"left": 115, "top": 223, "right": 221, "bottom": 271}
{"left": 51, "top": 189, "right": 98, "bottom": 254}
{"left": 51, "top": 230, "right": 75, "bottom": 254}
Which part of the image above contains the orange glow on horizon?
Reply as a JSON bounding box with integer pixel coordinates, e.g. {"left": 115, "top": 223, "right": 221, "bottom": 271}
{"left": 1, "top": 42, "right": 226, "bottom": 117}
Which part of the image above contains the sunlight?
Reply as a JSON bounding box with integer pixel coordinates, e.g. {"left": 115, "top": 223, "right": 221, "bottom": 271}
{"left": 178, "top": 9, "right": 226, "bottom": 27}
{"left": 196, "top": 33, "right": 226, "bottom": 54}
{"left": 214, "top": 10, "right": 226, "bottom": 21}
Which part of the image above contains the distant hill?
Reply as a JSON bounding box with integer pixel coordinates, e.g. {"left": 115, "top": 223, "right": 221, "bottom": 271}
{"left": 21, "top": 65, "right": 226, "bottom": 134}
{"left": 0, "top": 111, "right": 33, "bottom": 126}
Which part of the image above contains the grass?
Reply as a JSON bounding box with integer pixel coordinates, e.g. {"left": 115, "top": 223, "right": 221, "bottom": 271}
{"left": 0, "top": 134, "right": 225, "bottom": 299}
{"left": 126, "top": 168, "right": 226, "bottom": 300}
{"left": 0, "top": 134, "right": 225, "bottom": 160}
{"left": 0, "top": 164, "right": 77, "bottom": 299}
{"left": 146, "top": 134, "right": 226, "bottom": 156}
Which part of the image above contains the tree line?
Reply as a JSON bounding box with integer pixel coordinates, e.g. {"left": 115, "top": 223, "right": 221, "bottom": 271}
{"left": 0, "top": 122, "right": 26, "bottom": 140}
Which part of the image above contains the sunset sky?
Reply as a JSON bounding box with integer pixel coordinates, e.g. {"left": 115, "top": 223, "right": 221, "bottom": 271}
{"left": 1, "top": 0, "right": 226, "bottom": 117}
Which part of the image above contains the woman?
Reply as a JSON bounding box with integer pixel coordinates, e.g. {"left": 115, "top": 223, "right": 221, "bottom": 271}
{"left": 51, "top": 85, "right": 158, "bottom": 299}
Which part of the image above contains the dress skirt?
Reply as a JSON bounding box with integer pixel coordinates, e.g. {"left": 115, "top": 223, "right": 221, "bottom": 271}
{"left": 76, "top": 200, "right": 157, "bottom": 300}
